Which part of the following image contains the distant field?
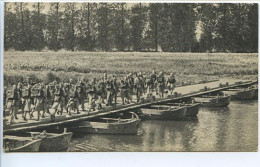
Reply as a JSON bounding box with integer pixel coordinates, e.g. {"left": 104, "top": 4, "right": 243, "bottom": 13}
{"left": 4, "top": 51, "right": 258, "bottom": 85}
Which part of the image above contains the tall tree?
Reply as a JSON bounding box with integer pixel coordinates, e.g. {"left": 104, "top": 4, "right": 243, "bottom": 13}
{"left": 46, "top": 3, "right": 61, "bottom": 51}
{"left": 61, "top": 3, "right": 78, "bottom": 51}
{"left": 31, "top": 2, "right": 45, "bottom": 51}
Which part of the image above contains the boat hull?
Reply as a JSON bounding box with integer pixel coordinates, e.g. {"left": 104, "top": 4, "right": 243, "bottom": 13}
{"left": 3, "top": 136, "right": 41, "bottom": 152}
{"left": 140, "top": 106, "right": 187, "bottom": 120}
{"left": 38, "top": 132, "right": 73, "bottom": 152}
{"left": 223, "top": 89, "right": 255, "bottom": 100}
{"left": 167, "top": 103, "right": 200, "bottom": 117}
{"left": 74, "top": 119, "right": 140, "bottom": 135}
{"left": 193, "top": 96, "right": 231, "bottom": 107}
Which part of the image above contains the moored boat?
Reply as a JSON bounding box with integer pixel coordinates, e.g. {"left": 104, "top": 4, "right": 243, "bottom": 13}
{"left": 193, "top": 95, "right": 231, "bottom": 107}
{"left": 222, "top": 87, "right": 255, "bottom": 100}
{"left": 70, "top": 112, "right": 141, "bottom": 135}
{"left": 30, "top": 129, "right": 73, "bottom": 152}
{"left": 3, "top": 136, "right": 41, "bottom": 152}
{"left": 167, "top": 103, "right": 200, "bottom": 117}
{"left": 140, "top": 105, "right": 187, "bottom": 120}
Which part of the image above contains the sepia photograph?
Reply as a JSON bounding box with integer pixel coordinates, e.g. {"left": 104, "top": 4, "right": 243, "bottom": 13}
{"left": 1, "top": 1, "right": 258, "bottom": 154}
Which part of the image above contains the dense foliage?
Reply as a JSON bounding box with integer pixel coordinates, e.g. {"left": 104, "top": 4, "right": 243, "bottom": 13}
{"left": 4, "top": 3, "right": 258, "bottom": 52}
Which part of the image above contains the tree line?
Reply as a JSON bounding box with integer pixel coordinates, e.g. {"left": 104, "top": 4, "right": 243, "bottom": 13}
{"left": 4, "top": 3, "right": 258, "bottom": 52}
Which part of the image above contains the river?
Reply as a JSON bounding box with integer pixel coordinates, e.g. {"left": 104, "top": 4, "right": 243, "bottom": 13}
{"left": 67, "top": 100, "right": 258, "bottom": 152}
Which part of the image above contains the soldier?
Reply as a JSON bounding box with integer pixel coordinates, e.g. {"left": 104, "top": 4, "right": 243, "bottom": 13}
{"left": 112, "top": 75, "right": 118, "bottom": 105}
{"left": 21, "top": 84, "right": 32, "bottom": 121}
{"left": 17, "top": 83, "right": 23, "bottom": 116}
{"left": 151, "top": 69, "right": 157, "bottom": 92}
{"left": 96, "top": 79, "right": 105, "bottom": 110}
{"left": 145, "top": 73, "right": 154, "bottom": 96}
{"left": 167, "top": 73, "right": 176, "bottom": 94}
{"left": 44, "top": 84, "right": 52, "bottom": 114}
{"left": 56, "top": 83, "right": 66, "bottom": 115}
{"left": 67, "top": 84, "right": 80, "bottom": 116}
{"left": 120, "top": 78, "right": 128, "bottom": 105}
{"left": 31, "top": 83, "right": 45, "bottom": 121}
{"left": 157, "top": 71, "right": 166, "bottom": 98}
{"left": 105, "top": 76, "right": 113, "bottom": 106}
{"left": 88, "top": 78, "right": 97, "bottom": 111}
{"left": 79, "top": 80, "right": 86, "bottom": 111}
{"left": 134, "top": 73, "right": 143, "bottom": 102}
{"left": 63, "top": 83, "right": 70, "bottom": 113}
{"left": 126, "top": 73, "right": 134, "bottom": 103}
{"left": 6, "top": 84, "right": 19, "bottom": 124}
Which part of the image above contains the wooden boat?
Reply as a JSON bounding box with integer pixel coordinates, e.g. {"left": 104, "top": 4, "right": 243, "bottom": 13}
{"left": 70, "top": 112, "right": 141, "bottom": 135}
{"left": 222, "top": 87, "right": 255, "bottom": 100}
{"left": 3, "top": 136, "right": 41, "bottom": 152}
{"left": 140, "top": 105, "right": 187, "bottom": 120}
{"left": 193, "top": 95, "right": 231, "bottom": 107}
{"left": 30, "top": 129, "right": 73, "bottom": 152}
{"left": 167, "top": 103, "right": 200, "bottom": 117}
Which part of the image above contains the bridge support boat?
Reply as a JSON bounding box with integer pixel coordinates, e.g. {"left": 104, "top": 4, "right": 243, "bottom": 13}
{"left": 70, "top": 112, "right": 140, "bottom": 135}
{"left": 140, "top": 105, "right": 187, "bottom": 120}
{"left": 167, "top": 103, "right": 200, "bottom": 117}
{"left": 30, "top": 129, "right": 73, "bottom": 152}
{"left": 193, "top": 95, "right": 231, "bottom": 107}
{"left": 222, "top": 87, "right": 255, "bottom": 100}
{"left": 3, "top": 136, "right": 41, "bottom": 152}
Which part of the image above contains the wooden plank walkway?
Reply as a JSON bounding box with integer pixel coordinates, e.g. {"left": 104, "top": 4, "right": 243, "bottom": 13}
{"left": 3, "top": 78, "right": 257, "bottom": 134}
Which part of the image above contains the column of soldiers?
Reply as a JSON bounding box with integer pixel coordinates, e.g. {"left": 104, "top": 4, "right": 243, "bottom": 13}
{"left": 4, "top": 70, "right": 176, "bottom": 124}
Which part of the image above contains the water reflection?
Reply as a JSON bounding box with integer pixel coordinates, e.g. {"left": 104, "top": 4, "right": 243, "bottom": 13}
{"left": 68, "top": 100, "right": 258, "bottom": 152}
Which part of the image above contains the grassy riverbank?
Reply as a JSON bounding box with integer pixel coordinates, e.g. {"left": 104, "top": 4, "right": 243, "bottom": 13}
{"left": 4, "top": 51, "right": 258, "bottom": 85}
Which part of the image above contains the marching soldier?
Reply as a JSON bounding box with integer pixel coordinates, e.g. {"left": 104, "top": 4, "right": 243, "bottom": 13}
{"left": 112, "top": 75, "right": 118, "bottom": 105}
{"left": 21, "top": 83, "right": 32, "bottom": 121}
{"left": 157, "top": 71, "right": 166, "bottom": 98}
{"left": 127, "top": 73, "right": 134, "bottom": 103}
{"left": 88, "top": 78, "right": 97, "bottom": 111}
{"left": 31, "top": 83, "right": 46, "bottom": 121}
{"left": 151, "top": 69, "right": 157, "bottom": 92}
{"left": 79, "top": 80, "right": 86, "bottom": 111}
{"left": 134, "top": 73, "right": 143, "bottom": 102}
{"left": 120, "top": 77, "right": 129, "bottom": 105}
{"left": 6, "top": 84, "right": 19, "bottom": 124}
{"left": 145, "top": 73, "right": 154, "bottom": 96}
{"left": 105, "top": 76, "right": 113, "bottom": 106}
{"left": 167, "top": 73, "right": 176, "bottom": 94}
{"left": 96, "top": 79, "right": 105, "bottom": 110}
{"left": 67, "top": 84, "right": 80, "bottom": 116}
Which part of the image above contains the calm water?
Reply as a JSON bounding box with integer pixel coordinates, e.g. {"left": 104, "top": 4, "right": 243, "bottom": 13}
{"left": 67, "top": 100, "right": 258, "bottom": 152}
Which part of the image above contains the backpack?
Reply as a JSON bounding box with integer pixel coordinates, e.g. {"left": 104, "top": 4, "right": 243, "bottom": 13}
{"left": 6, "top": 89, "right": 15, "bottom": 99}
{"left": 22, "top": 88, "right": 30, "bottom": 98}
{"left": 31, "top": 85, "right": 42, "bottom": 97}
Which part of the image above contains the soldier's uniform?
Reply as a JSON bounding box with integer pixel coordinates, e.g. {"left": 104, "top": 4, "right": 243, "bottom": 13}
{"left": 21, "top": 85, "right": 32, "bottom": 120}
{"left": 96, "top": 80, "right": 105, "bottom": 110}
{"left": 63, "top": 83, "right": 70, "bottom": 113}
{"left": 157, "top": 72, "right": 166, "bottom": 98}
{"left": 145, "top": 74, "right": 154, "bottom": 95}
{"left": 167, "top": 73, "right": 176, "bottom": 94}
{"left": 67, "top": 84, "right": 80, "bottom": 115}
{"left": 88, "top": 79, "right": 97, "bottom": 111}
{"left": 112, "top": 76, "right": 118, "bottom": 105}
{"left": 31, "top": 83, "right": 45, "bottom": 121}
{"left": 134, "top": 74, "right": 143, "bottom": 102}
{"left": 79, "top": 81, "right": 86, "bottom": 111}
{"left": 6, "top": 85, "right": 19, "bottom": 124}
{"left": 52, "top": 84, "right": 65, "bottom": 115}
{"left": 127, "top": 74, "right": 134, "bottom": 102}
{"left": 151, "top": 71, "right": 157, "bottom": 92}
{"left": 120, "top": 79, "right": 129, "bottom": 105}
{"left": 105, "top": 78, "right": 113, "bottom": 106}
